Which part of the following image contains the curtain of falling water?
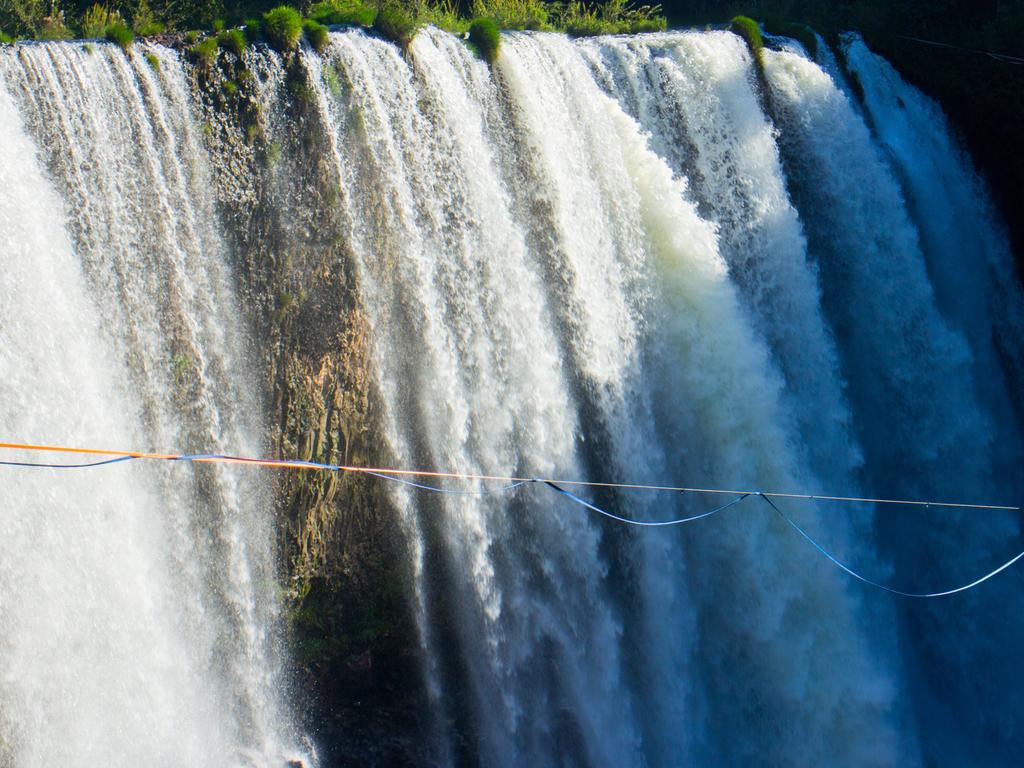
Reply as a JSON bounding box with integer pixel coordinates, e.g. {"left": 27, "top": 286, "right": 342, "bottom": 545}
{"left": 0, "top": 43, "right": 306, "bottom": 767}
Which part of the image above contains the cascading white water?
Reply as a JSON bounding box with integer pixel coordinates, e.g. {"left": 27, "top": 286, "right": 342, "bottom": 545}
{"left": 573, "top": 29, "right": 912, "bottom": 760}
{"left": 499, "top": 31, "right": 906, "bottom": 767}
{"left": 810, "top": 32, "right": 860, "bottom": 104}
{"left": 764, "top": 42, "right": 1024, "bottom": 765}
{"left": 289, "top": 27, "right": 907, "bottom": 766}
{"left": 0, "top": 78, "right": 229, "bottom": 768}
{"left": 0, "top": 43, "right": 305, "bottom": 766}
{"left": 842, "top": 34, "right": 1024, "bottom": 471}
{"left": 1, "top": 26, "right": 1022, "bottom": 768}
{"left": 577, "top": 30, "right": 864, "bottom": 492}
{"left": 763, "top": 46, "right": 991, "bottom": 500}
{"left": 302, "top": 30, "right": 642, "bottom": 764}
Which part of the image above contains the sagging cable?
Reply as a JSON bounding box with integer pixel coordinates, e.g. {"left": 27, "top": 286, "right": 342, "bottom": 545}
{"left": 758, "top": 493, "right": 1024, "bottom": 598}
{"left": 2, "top": 441, "right": 1022, "bottom": 598}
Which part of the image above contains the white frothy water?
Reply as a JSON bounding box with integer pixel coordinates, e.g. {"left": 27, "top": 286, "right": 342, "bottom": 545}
{"left": 574, "top": 32, "right": 911, "bottom": 761}
{"left": 0, "top": 43, "right": 304, "bottom": 766}
{"left": 842, "top": 34, "right": 1024, "bottom": 477}
{"left": 578, "top": 31, "right": 862, "bottom": 492}
{"left": 291, "top": 27, "right": 904, "bottom": 766}
{"left": 500, "top": 31, "right": 905, "bottom": 766}
{"left": 763, "top": 46, "right": 990, "bottom": 499}
{"left": 0, "top": 76, "right": 233, "bottom": 768}
{"left": 765, "top": 42, "right": 1024, "bottom": 765}
{"left": 302, "top": 29, "right": 639, "bottom": 764}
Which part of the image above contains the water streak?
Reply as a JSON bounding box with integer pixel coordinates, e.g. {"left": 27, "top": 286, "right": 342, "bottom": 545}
{"left": 0, "top": 42, "right": 304, "bottom": 766}
{"left": 765, "top": 43, "right": 1023, "bottom": 765}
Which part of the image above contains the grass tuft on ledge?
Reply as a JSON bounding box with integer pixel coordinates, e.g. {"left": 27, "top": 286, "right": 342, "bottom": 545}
{"left": 730, "top": 15, "right": 763, "bottom": 61}
{"left": 471, "top": 0, "right": 547, "bottom": 31}
{"left": 188, "top": 36, "right": 218, "bottom": 66}
{"left": 304, "top": 19, "right": 330, "bottom": 53}
{"left": 373, "top": 2, "right": 420, "bottom": 50}
{"left": 263, "top": 5, "right": 304, "bottom": 52}
{"left": 468, "top": 17, "right": 500, "bottom": 62}
{"left": 218, "top": 28, "right": 248, "bottom": 57}
{"left": 0, "top": 0, "right": 668, "bottom": 52}
{"left": 105, "top": 22, "right": 134, "bottom": 51}
{"left": 308, "top": 0, "right": 377, "bottom": 27}
{"left": 559, "top": 0, "right": 666, "bottom": 37}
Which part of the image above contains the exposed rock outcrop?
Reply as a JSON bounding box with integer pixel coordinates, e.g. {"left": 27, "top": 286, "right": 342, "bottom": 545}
{"left": 187, "top": 43, "right": 430, "bottom": 764}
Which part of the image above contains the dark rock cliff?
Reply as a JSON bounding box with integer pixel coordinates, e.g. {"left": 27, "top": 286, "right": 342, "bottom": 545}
{"left": 186, "top": 45, "right": 431, "bottom": 766}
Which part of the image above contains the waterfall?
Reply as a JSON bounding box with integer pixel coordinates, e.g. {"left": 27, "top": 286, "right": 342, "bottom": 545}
{"left": 764, "top": 42, "right": 1024, "bottom": 765}
{"left": 290, "top": 27, "right": 907, "bottom": 765}
{"left": 0, "top": 26, "right": 1021, "bottom": 768}
{"left": 0, "top": 44, "right": 304, "bottom": 766}
{"left": 842, "top": 34, "right": 1024, "bottom": 462}
{"left": 763, "top": 45, "right": 991, "bottom": 499}
{"left": 578, "top": 30, "right": 868, "bottom": 491}
{"left": 301, "top": 30, "right": 641, "bottom": 764}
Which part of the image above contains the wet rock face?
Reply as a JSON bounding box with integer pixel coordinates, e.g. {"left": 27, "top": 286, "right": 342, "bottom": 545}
{"left": 185, "top": 44, "right": 431, "bottom": 764}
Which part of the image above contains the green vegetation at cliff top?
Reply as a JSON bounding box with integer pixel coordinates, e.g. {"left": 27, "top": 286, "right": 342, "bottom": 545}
{"left": 468, "top": 16, "right": 500, "bottom": 61}
{"left": 0, "top": 0, "right": 666, "bottom": 47}
{"left": 729, "top": 14, "right": 762, "bottom": 59}
{"left": 262, "top": 4, "right": 303, "bottom": 50}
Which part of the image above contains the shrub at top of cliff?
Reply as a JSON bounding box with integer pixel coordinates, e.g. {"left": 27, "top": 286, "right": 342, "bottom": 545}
{"left": 469, "top": 17, "right": 500, "bottom": 62}
{"left": 374, "top": 2, "right": 419, "bottom": 50}
{"left": 308, "top": 0, "right": 377, "bottom": 27}
{"left": 730, "top": 14, "right": 761, "bottom": 43}
{"left": 731, "top": 15, "right": 763, "bottom": 62}
{"left": 132, "top": 0, "right": 164, "bottom": 36}
{"left": 303, "top": 19, "right": 330, "bottom": 53}
{"left": 733, "top": 15, "right": 765, "bottom": 55}
{"left": 263, "top": 5, "right": 304, "bottom": 52}
{"left": 105, "top": 22, "right": 134, "bottom": 51}
{"left": 472, "top": 0, "right": 548, "bottom": 31}
{"left": 420, "top": 0, "right": 468, "bottom": 33}
{"left": 559, "top": 0, "right": 667, "bottom": 37}
{"left": 1, "top": 0, "right": 668, "bottom": 47}
{"left": 79, "top": 4, "right": 115, "bottom": 38}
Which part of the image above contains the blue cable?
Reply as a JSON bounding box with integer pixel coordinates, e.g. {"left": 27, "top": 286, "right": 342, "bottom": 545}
{"left": 3, "top": 451, "right": 1021, "bottom": 598}
{"left": 363, "top": 472, "right": 746, "bottom": 524}
{"left": 759, "top": 493, "right": 1024, "bottom": 598}
{"left": 365, "top": 470, "right": 531, "bottom": 495}
{"left": 542, "top": 480, "right": 750, "bottom": 526}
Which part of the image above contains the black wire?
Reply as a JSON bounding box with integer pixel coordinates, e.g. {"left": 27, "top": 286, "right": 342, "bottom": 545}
{"left": 0, "top": 456, "right": 138, "bottom": 469}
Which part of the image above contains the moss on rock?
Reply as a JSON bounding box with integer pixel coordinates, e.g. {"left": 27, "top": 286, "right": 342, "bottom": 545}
{"left": 373, "top": 2, "right": 419, "bottom": 50}
{"left": 263, "top": 5, "right": 303, "bottom": 52}
{"left": 188, "top": 35, "right": 218, "bottom": 67}
{"left": 303, "top": 18, "right": 330, "bottom": 54}
{"left": 468, "top": 17, "right": 500, "bottom": 63}
{"left": 105, "top": 22, "right": 134, "bottom": 51}
{"left": 731, "top": 15, "right": 763, "bottom": 62}
{"left": 217, "top": 27, "right": 247, "bottom": 57}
